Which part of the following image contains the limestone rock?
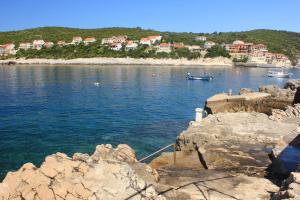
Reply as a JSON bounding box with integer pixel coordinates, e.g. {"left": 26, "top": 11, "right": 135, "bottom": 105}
{"left": 176, "top": 112, "right": 299, "bottom": 175}
{"left": 239, "top": 88, "right": 253, "bottom": 95}
{"left": 284, "top": 80, "right": 300, "bottom": 91}
{"left": 0, "top": 144, "right": 164, "bottom": 200}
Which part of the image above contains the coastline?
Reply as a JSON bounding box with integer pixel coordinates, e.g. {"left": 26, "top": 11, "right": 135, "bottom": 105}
{"left": 0, "top": 57, "right": 233, "bottom": 67}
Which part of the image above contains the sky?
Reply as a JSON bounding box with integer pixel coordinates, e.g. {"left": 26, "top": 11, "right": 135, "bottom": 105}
{"left": 1, "top": 0, "right": 300, "bottom": 33}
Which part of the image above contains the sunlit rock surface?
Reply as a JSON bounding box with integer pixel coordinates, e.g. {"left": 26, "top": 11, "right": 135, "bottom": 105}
{"left": 0, "top": 144, "right": 164, "bottom": 200}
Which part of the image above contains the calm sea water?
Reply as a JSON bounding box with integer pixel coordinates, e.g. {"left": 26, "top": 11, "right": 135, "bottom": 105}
{"left": 0, "top": 65, "right": 299, "bottom": 179}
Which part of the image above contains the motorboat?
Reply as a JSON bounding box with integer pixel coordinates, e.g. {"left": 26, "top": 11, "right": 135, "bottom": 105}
{"left": 186, "top": 73, "right": 213, "bottom": 81}
{"left": 267, "top": 70, "right": 292, "bottom": 78}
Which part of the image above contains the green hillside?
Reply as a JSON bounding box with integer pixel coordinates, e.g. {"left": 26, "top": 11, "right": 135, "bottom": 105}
{"left": 0, "top": 27, "right": 299, "bottom": 64}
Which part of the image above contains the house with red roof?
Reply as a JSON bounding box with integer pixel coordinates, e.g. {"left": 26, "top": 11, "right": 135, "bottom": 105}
{"left": 0, "top": 44, "right": 16, "bottom": 56}
{"left": 84, "top": 37, "right": 96, "bottom": 45}
{"left": 157, "top": 43, "right": 172, "bottom": 53}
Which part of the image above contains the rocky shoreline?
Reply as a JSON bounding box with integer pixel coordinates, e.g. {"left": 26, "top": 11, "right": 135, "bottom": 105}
{"left": 0, "top": 57, "right": 233, "bottom": 66}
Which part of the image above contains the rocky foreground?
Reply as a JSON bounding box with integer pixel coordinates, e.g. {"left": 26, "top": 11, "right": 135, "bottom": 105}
{"left": 0, "top": 144, "right": 164, "bottom": 200}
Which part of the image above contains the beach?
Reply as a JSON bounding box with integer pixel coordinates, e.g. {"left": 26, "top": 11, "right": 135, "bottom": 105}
{"left": 0, "top": 57, "right": 233, "bottom": 66}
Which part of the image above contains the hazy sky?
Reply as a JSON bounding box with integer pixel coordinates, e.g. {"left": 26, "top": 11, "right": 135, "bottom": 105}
{"left": 1, "top": 0, "right": 299, "bottom": 33}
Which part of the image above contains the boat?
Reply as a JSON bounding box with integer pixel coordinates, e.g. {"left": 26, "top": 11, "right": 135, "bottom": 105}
{"left": 186, "top": 73, "right": 213, "bottom": 81}
{"left": 267, "top": 70, "right": 292, "bottom": 78}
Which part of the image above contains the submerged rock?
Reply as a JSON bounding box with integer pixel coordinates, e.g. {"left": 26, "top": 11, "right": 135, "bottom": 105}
{"left": 0, "top": 144, "right": 165, "bottom": 200}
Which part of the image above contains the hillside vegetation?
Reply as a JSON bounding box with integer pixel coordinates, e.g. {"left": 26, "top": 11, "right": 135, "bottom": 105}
{"left": 0, "top": 27, "right": 299, "bottom": 63}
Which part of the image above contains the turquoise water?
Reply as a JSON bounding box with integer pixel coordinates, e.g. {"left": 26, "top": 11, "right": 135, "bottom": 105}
{"left": 0, "top": 65, "right": 299, "bottom": 180}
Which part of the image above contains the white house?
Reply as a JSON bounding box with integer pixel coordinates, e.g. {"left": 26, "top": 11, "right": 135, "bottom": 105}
{"left": 71, "top": 36, "right": 83, "bottom": 45}
{"left": 195, "top": 36, "right": 207, "bottom": 41}
{"left": 125, "top": 41, "right": 138, "bottom": 51}
{"left": 44, "top": 42, "right": 54, "bottom": 48}
{"left": 57, "top": 41, "right": 67, "bottom": 47}
{"left": 33, "top": 40, "right": 45, "bottom": 50}
{"left": 157, "top": 43, "right": 172, "bottom": 53}
{"left": 19, "top": 43, "right": 32, "bottom": 50}
{"left": 186, "top": 45, "right": 202, "bottom": 53}
{"left": 110, "top": 43, "right": 122, "bottom": 51}
{"left": 204, "top": 41, "right": 216, "bottom": 49}
{"left": 84, "top": 37, "right": 96, "bottom": 45}
{"left": 140, "top": 38, "right": 152, "bottom": 46}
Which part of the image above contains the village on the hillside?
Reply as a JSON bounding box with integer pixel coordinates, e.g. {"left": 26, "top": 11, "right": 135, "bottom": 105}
{"left": 0, "top": 34, "right": 292, "bottom": 66}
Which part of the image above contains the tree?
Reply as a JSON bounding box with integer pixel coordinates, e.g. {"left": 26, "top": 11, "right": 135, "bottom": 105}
{"left": 204, "top": 45, "right": 230, "bottom": 58}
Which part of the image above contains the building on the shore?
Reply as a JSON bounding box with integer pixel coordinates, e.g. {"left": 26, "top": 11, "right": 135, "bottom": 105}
{"left": 33, "top": 40, "right": 45, "bottom": 50}
{"left": 19, "top": 43, "right": 32, "bottom": 50}
{"left": 248, "top": 52, "right": 267, "bottom": 64}
{"left": 110, "top": 43, "right": 123, "bottom": 51}
{"left": 125, "top": 41, "right": 138, "bottom": 51}
{"left": 204, "top": 41, "right": 216, "bottom": 49}
{"left": 84, "top": 37, "right": 97, "bottom": 45}
{"left": 57, "top": 41, "right": 67, "bottom": 47}
{"left": 186, "top": 45, "right": 202, "bottom": 53}
{"left": 0, "top": 44, "right": 16, "bottom": 56}
{"left": 71, "top": 36, "right": 83, "bottom": 45}
{"left": 251, "top": 44, "right": 268, "bottom": 53}
{"left": 195, "top": 36, "right": 207, "bottom": 41}
{"left": 156, "top": 43, "right": 172, "bottom": 53}
{"left": 44, "top": 42, "right": 54, "bottom": 49}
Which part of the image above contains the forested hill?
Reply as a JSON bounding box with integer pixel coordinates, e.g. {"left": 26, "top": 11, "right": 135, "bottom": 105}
{"left": 0, "top": 27, "right": 299, "bottom": 62}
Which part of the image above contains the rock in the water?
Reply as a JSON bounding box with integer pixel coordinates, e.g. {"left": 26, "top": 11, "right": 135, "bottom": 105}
{"left": 284, "top": 80, "right": 300, "bottom": 91}
{"left": 239, "top": 88, "right": 253, "bottom": 95}
{"left": 0, "top": 144, "right": 165, "bottom": 200}
{"left": 259, "top": 85, "right": 280, "bottom": 96}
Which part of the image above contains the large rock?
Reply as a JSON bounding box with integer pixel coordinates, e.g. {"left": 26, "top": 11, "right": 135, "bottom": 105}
{"left": 0, "top": 144, "right": 165, "bottom": 200}
{"left": 205, "top": 83, "right": 298, "bottom": 115}
{"left": 176, "top": 112, "right": 300, "bottom": 176}
{"left": 284, "top": 80, "right": 300, "bottom": 91}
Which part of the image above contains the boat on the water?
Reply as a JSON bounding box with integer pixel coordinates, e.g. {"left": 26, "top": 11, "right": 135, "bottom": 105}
{"left": 267, "top": 70, "right": 292, "bottom": 78}
{"left": 186, "top": 73, "right": 213, "bottom": 81}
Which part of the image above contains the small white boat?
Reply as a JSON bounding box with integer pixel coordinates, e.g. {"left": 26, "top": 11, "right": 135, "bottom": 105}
{"left": 267, "top": 70, "right": 292, "bottom": 78}
{"left": 94, "top": 82, "right": 100, "bottom": 86}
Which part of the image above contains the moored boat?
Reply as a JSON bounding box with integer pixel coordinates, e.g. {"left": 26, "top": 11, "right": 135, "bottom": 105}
{"left": 267, "top": 70, "right": 292, "bottom": 78}
{"left": 186, "top": 73, "right": 213, "bottom": 80}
